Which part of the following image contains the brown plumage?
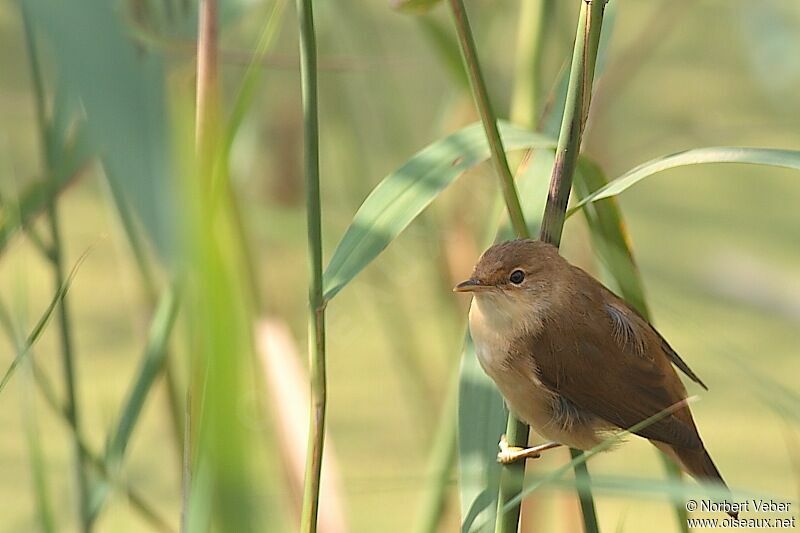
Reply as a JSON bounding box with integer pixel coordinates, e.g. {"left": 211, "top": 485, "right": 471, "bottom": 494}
{"left": 456, "top": 239, "right": 733, "bottom": 515}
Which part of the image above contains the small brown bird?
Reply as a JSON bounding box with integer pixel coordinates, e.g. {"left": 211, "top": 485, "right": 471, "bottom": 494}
{"left": 455, "top": 239, "right": 731, "bottom": 498}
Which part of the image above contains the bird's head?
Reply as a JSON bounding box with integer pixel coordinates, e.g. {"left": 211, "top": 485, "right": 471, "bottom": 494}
{"left": 454, "top": 239, "right": 564, "bottom": 320}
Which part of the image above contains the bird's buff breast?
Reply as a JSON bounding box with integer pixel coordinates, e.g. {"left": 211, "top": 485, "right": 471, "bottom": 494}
{"left": 468, "top": 295, "right": 602, "bottom": 450}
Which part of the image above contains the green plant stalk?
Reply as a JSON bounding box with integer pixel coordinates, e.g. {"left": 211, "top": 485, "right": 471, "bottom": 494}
{"left": 535, "top": 3, "right": 607, "bottom": 533}
{"left": 296, "top": 0, "right": 326, "bottom": 530}
{"left": 446, "top": 0, "right": 541, "bottom": 530}
{"left": 447, "top": 0, "right": 529, "bottom": 238}
{"left": 504, "top": 2, "right": 551, "bottom": 530}
{"left": 46, "top": 171, "right": 93, "bottom": 533}
{"left": 445, "top": 3, "right": 534, "bottom": 528}
{"left": 510, "top": 0, "right": 550, "bottom": 128}
{"left": 21, "top": 8, "right": 92, "bottom": 531}
{"left": 540, "top": 0, "right": 605, "bottom": 247}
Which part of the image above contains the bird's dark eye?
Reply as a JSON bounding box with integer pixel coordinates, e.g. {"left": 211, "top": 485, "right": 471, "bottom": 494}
{"left": 509, "top": 269, "right": 525, "bottom": 284}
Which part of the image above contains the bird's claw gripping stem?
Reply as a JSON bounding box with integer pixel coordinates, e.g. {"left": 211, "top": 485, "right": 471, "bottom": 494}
{"left": 496, "top": 434, "right": 562, "bottom": 465}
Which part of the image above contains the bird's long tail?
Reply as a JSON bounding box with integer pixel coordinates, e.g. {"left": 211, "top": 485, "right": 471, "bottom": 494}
{"left": 654, "top": 442, "right": 737, "bottom": 519}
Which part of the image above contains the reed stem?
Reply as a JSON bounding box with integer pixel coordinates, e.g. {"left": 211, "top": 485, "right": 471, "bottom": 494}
{"left": 538, "top": 2, "right": 608, "bottom": 533}
{"left": 295, "top": 0, "right": 327, "bottom": 530}
{"left": 447, "top": 0, "right": 529, "bottom": 238}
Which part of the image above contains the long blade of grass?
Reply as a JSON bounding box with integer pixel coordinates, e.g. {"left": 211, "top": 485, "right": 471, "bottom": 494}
{"left": 323, "top": 122, "right": 555, "bottom": 302}
{"left": 0, "top": 300, "right": 56, "bottom": 533}
{"left": 105, "top": 285, "right": 180, "bottom": 468}
{"left": 0, "top": 248, "right": 90, "bottom": 397}
{"left": 569, "top": 147, "right": 800, "bottom": 216}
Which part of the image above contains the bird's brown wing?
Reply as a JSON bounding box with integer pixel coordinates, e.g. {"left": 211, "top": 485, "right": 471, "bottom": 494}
{"left": 605, "top": 286, "right": 708, "bottom": 390}
{"left": 516, "top": 270, "right": 703, "bottom": 450}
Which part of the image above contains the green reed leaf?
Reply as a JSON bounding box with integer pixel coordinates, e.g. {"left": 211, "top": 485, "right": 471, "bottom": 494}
{"left": 322, "top": 122, "right": 555, "bottom": 301}
{"left": 570, "top": 148, "right": 800, "bottom": 217}
{"left": 105, "top": 285, "right": 180, "bottom": 468}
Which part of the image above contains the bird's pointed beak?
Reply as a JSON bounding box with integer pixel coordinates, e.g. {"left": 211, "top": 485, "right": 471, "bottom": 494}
{"left": 453, "top": 278, "right": 488, "bottom": 293}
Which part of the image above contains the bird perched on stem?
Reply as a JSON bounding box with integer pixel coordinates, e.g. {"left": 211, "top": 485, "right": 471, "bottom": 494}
{"left": 455, "top": 239, "right": 734, "bottom": 515}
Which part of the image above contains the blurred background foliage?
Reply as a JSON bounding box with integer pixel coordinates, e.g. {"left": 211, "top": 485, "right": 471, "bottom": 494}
{"left": 0, "top": 0, "right": 798, "bottom": 531}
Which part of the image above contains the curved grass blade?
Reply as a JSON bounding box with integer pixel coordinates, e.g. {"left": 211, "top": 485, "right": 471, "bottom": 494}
{"left": 0, "top": 248, "right": 90, "bottom": 395}
{"left": 0, "top": 300, "right": 56, "bottom": 533}
{"left": 569, "top": 147, "right": 800, "bottom": 216}
{"left": 322, "top": 121, "right": 555, "bottom": 301}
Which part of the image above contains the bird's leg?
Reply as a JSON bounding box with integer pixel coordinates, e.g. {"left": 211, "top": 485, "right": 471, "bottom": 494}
{"left": 497, "top": 434, "right": 562, "bottom": 465}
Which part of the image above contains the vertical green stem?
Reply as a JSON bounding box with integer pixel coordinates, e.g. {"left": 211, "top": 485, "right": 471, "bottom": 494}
{"left": 296, "top": 0, "right": 326, "bottom": 530}
{"left": 511, "top": 0, "right": 550, "bottom": 128}
{"left": 538, "top": 2, "right": 607, "bottom": 533}
{"left": 47, "top": 209, "right": 93, "bottom": 533}
{"left": 446, "top": 0, "right": 536, "bottom": 531}
{"left": 447, "top": 0, "right": 529, "bottom": 238}
{"left": 540, "top": 0, "right": 606, "bottom": 247}
{"left": 21, "top": 8, "right": 92, "bottom": 532}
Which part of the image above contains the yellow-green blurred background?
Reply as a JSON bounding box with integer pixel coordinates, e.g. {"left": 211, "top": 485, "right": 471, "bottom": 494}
{"left": 0, "top": 0, "right": 798, "bottom": 532}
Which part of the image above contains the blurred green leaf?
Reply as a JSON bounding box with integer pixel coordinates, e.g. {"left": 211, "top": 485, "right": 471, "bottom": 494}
{"left": 105, "top": 285, "right": 180, "bottom": 468}
{"left": 323, "top": 122, "right": 555, "bottom": 301}
{"left": 570, "top": 147, "right": 800, "bottom": 216}
{"left": 0, "top": 300, "right": 56, "bottom": 533}
{"left": 458, "top": 338, "right": 506, "bottom": 533}
{"left": 26, "top": 0, "right": 175, "bottom": 261}
{"left": 216, "top": 0, "right": 288, "bottom": 190}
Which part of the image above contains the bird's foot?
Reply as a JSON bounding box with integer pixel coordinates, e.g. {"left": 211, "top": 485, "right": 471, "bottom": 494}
{"left": 496, "top": 434, "right": 562, "bottom": 465}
